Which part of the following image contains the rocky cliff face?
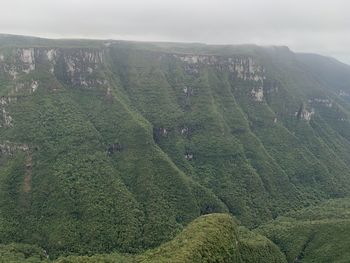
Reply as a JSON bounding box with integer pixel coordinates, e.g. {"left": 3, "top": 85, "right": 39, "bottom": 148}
{"left": 0, "top": 36, "right": 350, "bottom": 258}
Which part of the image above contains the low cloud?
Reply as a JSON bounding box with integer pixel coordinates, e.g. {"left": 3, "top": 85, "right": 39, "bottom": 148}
{"left": 1, "top": 0, "right": 349, "bottom": 64}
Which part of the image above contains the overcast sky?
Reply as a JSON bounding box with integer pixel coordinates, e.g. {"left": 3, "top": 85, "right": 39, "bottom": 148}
{"left": 1, "top": 0, "right": 350, "bottom": 64}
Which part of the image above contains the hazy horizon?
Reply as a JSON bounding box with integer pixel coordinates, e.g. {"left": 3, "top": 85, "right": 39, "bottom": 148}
{"left": 1, "top": 0, "right": 349, "bottom": 64}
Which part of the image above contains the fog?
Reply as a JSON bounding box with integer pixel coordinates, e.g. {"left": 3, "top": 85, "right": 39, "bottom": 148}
{"left": 1, "top": 0, "right": 349, "bottom": 64}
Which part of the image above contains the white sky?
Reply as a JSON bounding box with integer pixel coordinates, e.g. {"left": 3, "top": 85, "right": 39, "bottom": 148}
{"left": 1, "top": 0, "right": 350, "bottom": 64}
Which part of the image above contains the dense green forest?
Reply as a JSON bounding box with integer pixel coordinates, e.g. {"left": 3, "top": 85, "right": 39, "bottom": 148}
{"left": 0, "top": 214, "right": 287, "bottom": 262}
{"left": 258, "top": 198, "right": 350, "bottom": 263}
{"left": 0, "top": 34, "right": 350, "bottom": 262}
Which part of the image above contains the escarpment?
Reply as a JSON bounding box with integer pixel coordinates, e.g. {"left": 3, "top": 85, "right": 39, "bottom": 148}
{"left": 1, "top": 36, "right": 350, "bottom": 258}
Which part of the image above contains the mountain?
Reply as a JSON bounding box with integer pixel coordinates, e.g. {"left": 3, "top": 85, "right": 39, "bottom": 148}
{"left": 0, "top": 34, "right": 350, "bottom": 260}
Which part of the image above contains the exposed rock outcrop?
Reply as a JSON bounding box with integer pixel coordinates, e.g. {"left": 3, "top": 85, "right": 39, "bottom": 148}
{"left": 251, "top": 86, "right": 264, "bottom": 101}
{"left": 0, "top": 96, "right": 16, "bottom": 127}
{"left": 62, "top": 49, "right": 107, "bottom": 89}
{"left": 296, "top": 105, "right": 315, "bottom": 121}
{"left": 308, "top": 98, "right": 333, "bottom": 108}
{"left": 175, "top": 54, "right": 265, "bottom": 83}
{"left": 0, "top": 141, "right": 29, "bottom": 155}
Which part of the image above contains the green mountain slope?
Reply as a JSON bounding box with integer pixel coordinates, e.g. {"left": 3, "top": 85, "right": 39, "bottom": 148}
{"left": 0, "top": 214, "right": 287, "bottom": 263}
{"left": 136, "top": 214, "right": 286, "bottom": 263}
{"left": 257, "top": 198, "right": 350, "bottom": 263}
{"left": 0, "top": 34, "right": 350, "bottom": 258}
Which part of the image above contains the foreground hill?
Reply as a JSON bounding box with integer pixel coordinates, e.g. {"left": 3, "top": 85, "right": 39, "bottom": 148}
{"left": 0, "top": 214, "right": 287, "bottom": 263}
{"left": 0, "top": 34, "right": 350, "bottom": 258}
{"left": 257, "top": 198, "right": 350, "bottom": 263}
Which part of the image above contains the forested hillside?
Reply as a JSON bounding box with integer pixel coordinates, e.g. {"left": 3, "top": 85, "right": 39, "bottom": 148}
{"left": 0, "top": 34, "right": 350, "bottom": 261}
{"left": 0, "top": 214, "right": 287, "bottom": 262}
{"left": 258, "top": 198, "right": 350, "bottom": 263}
